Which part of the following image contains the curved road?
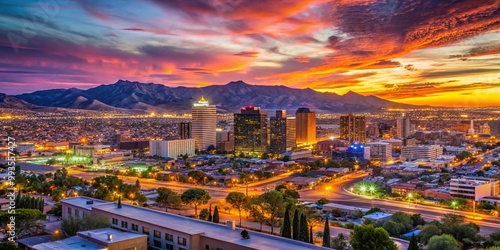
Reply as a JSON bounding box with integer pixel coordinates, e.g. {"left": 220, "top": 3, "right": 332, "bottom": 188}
{"left": 298, "top": 173, "right": 500, "bottom": 235}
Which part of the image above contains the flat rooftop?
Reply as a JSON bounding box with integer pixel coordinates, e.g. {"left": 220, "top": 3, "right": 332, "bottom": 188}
{"left": 92, "top": 202, "right": 328, "bottom": 250}
{"left": 77, "top": 228, "right": 146, "bottom": 244}
{"left": 61, "top": 197, "right": 110, "bottom": 211}
{"left": 32, "top": 236, "right": 104, "bottom": 250}
{"left": 363, "top": 212, "right": 393, "bottom": 220}
{"left": 322, "top": 203, "right": 370, "bottom": 212}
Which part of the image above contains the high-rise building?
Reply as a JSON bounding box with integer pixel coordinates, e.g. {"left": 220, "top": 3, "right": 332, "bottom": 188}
{"left": 479, "top": 123, "right": 491, "bottom": 135}
{"left": 340, "top": 113, "right": 366, "bottom": 143}
{"left": 468, "top": 119, "right": 475, "bottom": 135}
{"left": 269, "top": 110, "right": 296, "bottom": 154}
{"left": 178, "top": 122, "right": 192, "bottom": 139}
{"left": 295, "top": 108, "right": 316, "bottom": 146}
{"left": 396, "top": 114, "right": 411, "bottom": 138}
{"left": 234, "top": 106, "right": 268, "bottom": 154}
{"left": 192, "top": 97, "right": 216, "bottom": 151}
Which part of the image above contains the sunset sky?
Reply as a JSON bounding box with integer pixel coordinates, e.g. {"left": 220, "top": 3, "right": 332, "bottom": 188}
{"left": 0, "top": 0, "right": 499, "bottom": 107}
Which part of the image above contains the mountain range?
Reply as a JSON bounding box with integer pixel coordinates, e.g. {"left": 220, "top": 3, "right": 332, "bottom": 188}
{"left": 1, "top": 80, "right": 417, "bottom": 113}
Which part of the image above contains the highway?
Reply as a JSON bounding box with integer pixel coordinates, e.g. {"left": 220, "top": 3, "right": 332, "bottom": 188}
{"left": 298, "top": 173, "right": 500, "bottom": 235}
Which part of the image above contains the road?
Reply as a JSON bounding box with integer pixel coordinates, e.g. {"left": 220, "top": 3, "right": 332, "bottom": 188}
{"left": 298, "top": 173, "right": 500, "bottom": 235}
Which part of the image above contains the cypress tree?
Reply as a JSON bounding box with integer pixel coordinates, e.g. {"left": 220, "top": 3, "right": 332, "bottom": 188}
{"left": 14, "top": 192, "right": 21, "bottom": 207}
{"left": 299, "top": 214, "right": 309, "bottom": 243}
{"left": 309, "top": 225, "right": 313, "bottom": 244}
{"left": 281, "top": 207, "right": 291, "bottom": 238}
{"left": 292, "top": 209, "right": 300, "bottom": 240}
{"left": 213, "top": 206, "right": 220, "bottom": 223}
{"left": 322, "top": 218, "right": 331, "bottom": 248}
{"left": 117, "top": 195, "right": 122, "bottom": 208}
{"left": 208, "top": 203, "right": 212, "bottom": 222}
{"left": 408, "top": 233, "right": 419, "bottom": 250}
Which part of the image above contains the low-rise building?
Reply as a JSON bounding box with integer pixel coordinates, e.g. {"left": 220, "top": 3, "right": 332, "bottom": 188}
{"left": 32, "top": 228, "right": 147, "bottom": 250}
{"left": 361, "top": 212, "right": 393, "bottom": 223}
{"left": 366, "top": 142, "right": 391, "bottom": 163}
{"left": 62, "top": 197, "right": 328, "bottom": 250}
{"left": 282, "top": 150, "right": 312, "bottom": 160}
{"left": 479, "top": 196, "right": 500, "bottom": 207}
{"left": 401, "top": 145, "right": 443, "bottom": 161}
{"left": 149, "top": 139, "right": 195, "bottom": 158}
{"left": 450, "top": 178, "right": 494, "bottom": 201}
{"left": 322, "top": 203, "right": 369, "bottom": 216}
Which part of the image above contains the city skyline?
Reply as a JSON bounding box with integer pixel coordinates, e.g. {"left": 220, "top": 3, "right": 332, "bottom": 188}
{"left": 0, "top": 1, "right": 499, "bottom": 107}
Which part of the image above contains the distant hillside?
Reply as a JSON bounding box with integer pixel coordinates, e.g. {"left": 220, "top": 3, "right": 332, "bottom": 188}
{"left": 13, "top": 80, "right": 418, "bottom": 113}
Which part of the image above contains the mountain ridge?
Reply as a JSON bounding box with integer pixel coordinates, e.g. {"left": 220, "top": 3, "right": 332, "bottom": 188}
{"left": 10, "top": 80, "right": 418, "bottom": 113}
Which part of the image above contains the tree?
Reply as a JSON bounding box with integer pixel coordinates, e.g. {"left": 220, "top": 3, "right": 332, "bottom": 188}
{"left": 299, "top": 214, "right": 309, "bottom": 243}
{"left": 317, "top": 198, "right": 330, "bottom": 205}
{"left": 47, "top": 203, "right": 62, "bottom": 216}
{"left": 411, "top": 214, "right": 425, "bottom": 227}
{"left": 61, "top": 214, "right": 111, "bottom": 237}
{"left": 366, "top": 207, "right": 382, "bottom": 215}
{"left": 0, "top": 209, "right": 46, "bottom": 239}
{"left": 419, "top": 224, "right": 442, "bottom": 244}
{"left": 427, "top": 234, "right": 460, "bottom": 250}
{"left": 213, "top": 205, "right": 220, "bottom": 223}
{"left": 352, "top": 209, "right": 365, "bottom": 219}
{"left": 281, "top": 207, "right": 291, "bottom": 238}
{"left": 199, "top": 208, "right": 210, "bottom": 220}
{"left": 226, "top": 192, "right": 248, "bottom": 227}
{"left": 331, "top": 233, "right": 349, "bottom": 250}
{"left": 382, "top": 220, "right": 404, "bottom": 237}
{"left": 258, "top": 190, "right": 286, "bottom": 234}
{"left": 180, "top": 188, "right": 211, "bottom": 216}
{"left": 391, "top": 212, "right": 413, "bottom": 233}
{"left": 292, "top": 209, "right": 300, "bottom": 240}
{"left": 322, "top": 217, "right": 331, "bottom": 248}
{"left": 0, "top": 242, "right": 18, "bottom": 250}
{"left": 350, "top": 224, "right": 397, "bottom": 250}
{"left": 408, "top": 234, "right": 419, "bottom": 250}
{"left": 331, "top": 208, "right": 342, "bottom": 217}
{"left": 156, "top": 188, "right": 182, "bottom": 212}
{"left": 208, "top": 203, "right": 213, "bottom": 222}
{"left": 275, "top": 184, "right": 300, "bottom": 199}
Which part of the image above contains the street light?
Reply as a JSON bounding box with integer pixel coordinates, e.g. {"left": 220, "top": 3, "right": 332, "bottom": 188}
{"left": 369, "top": 186, "right": 375, "bottom": 196}
{"left": 360, "top": 186, "right": 367, "bottom": 194}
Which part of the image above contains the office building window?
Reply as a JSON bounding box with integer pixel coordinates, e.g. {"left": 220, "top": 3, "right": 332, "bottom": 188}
{"left": 121, "top": 221, "right": 128, "bottom": 228}
{"left": 74, "top": 209, "right": 79, "bottom": 217}
{"left": 165, "top": 233, "right": 173, "bottom": 241}
{"left": 178, "top": 237, "right": 186, "bottom": 246}
{"left": 131, "top": 224, "right": 138, "bottom": 231}
{"left": 67, "top": 207, "right": 71, "bottom": 215}
{"left": 166, "top": 243, "right": 174, "bottom": 250}
{"left": 154, "top": 240, "right": 161, "bottom": 248}
{"left": 143, "top": 227, "right": 150, "bottom": 234}
{"left": 112, "top": 218, "right": 118, "bottom": 225}
{"left": 154, "top": 230, "right": 161, "bottom": 238}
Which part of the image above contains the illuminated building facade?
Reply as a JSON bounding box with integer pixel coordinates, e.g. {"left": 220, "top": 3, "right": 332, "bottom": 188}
{"left": 295, "top": 108, "right": 316, "bottom": 146}
{"left": 234, "top": 106, "right": 268, "bottom": 154}
{"left": 192, "top": 97, "right": 216, "bottom": 151}
{"left": 269, "top": 110, "right": 296, "bottom": 154}
{"left": 340, "top": 113, "right": 366, "bottom": 143}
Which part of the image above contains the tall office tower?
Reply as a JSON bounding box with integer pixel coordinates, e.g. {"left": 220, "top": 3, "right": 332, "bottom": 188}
{"left": 468, "top": 119, "right": 475, "bottom": 135}
{"left": 295, "top": 108, "right": 316, "bottom": 146}
{"left": 178, "top": 122, "right": 192, "bottom": 139}
{"left": 340, "top": 113, "right": 366, "bottom": 143}
{"left": 479, "top": 123, "right": 491, "bottom": 135}
{"left": 396, "top": 113, "right": 412, "bottom": 138}
{"left": 234, "top": 106, "right": 268, "bottom": 154}
{"left": 269, "top": 110, "right": 296, "bottom": 154}
{"left": 192, "top": 97, "right": 216, "bottom": 151}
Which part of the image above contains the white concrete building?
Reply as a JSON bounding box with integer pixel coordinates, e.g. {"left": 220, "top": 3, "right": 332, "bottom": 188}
{"left": 62, "top": 197, "right": 329, "bottom": 250}
{"left": 366, "top": 142, "right": 391, "bottom": 163}
{"left": 450, "top": 178, "right": 496, "bottom": 201}
{"left": 401, "top": 145, "right": 443, "bottom": 161}
{"left": 192, "top": 97, "right": 216, "bottom": 151}
{"left": 149, "top": 139, "right": 195, "bottom": 158}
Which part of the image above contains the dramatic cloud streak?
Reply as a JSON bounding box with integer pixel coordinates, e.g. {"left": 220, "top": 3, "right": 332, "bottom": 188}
{"left": 0, "top": 0, "right": 498, "bottom": 106}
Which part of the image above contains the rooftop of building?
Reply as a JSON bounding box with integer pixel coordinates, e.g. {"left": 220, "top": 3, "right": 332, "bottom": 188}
{"left": 322, "top": 203, "right": 370, "bottom": 212}
{"left": 86, "top": 200, "right": 328, "bottom": 250}
{"left": 479, "top": 196, "right": 500, "bottom": 201}
{"left": 61, "top": 197, "right": 110, "bottom": 211}
{"left": 77, "top": 227, "right": 147, "bottom": 244}
{"left": 362, "top": 212, "right": 393, "bottom": 220}
{"left": 32, "top": 236, "right": 104, "bottom": 250}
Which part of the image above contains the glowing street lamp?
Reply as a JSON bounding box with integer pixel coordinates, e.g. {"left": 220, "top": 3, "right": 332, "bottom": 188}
{"left": 360, "top": 186, "right": 367, "bottom": 194}
{"left": 369, "top": 186, "right": 375, "bottom": 195}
